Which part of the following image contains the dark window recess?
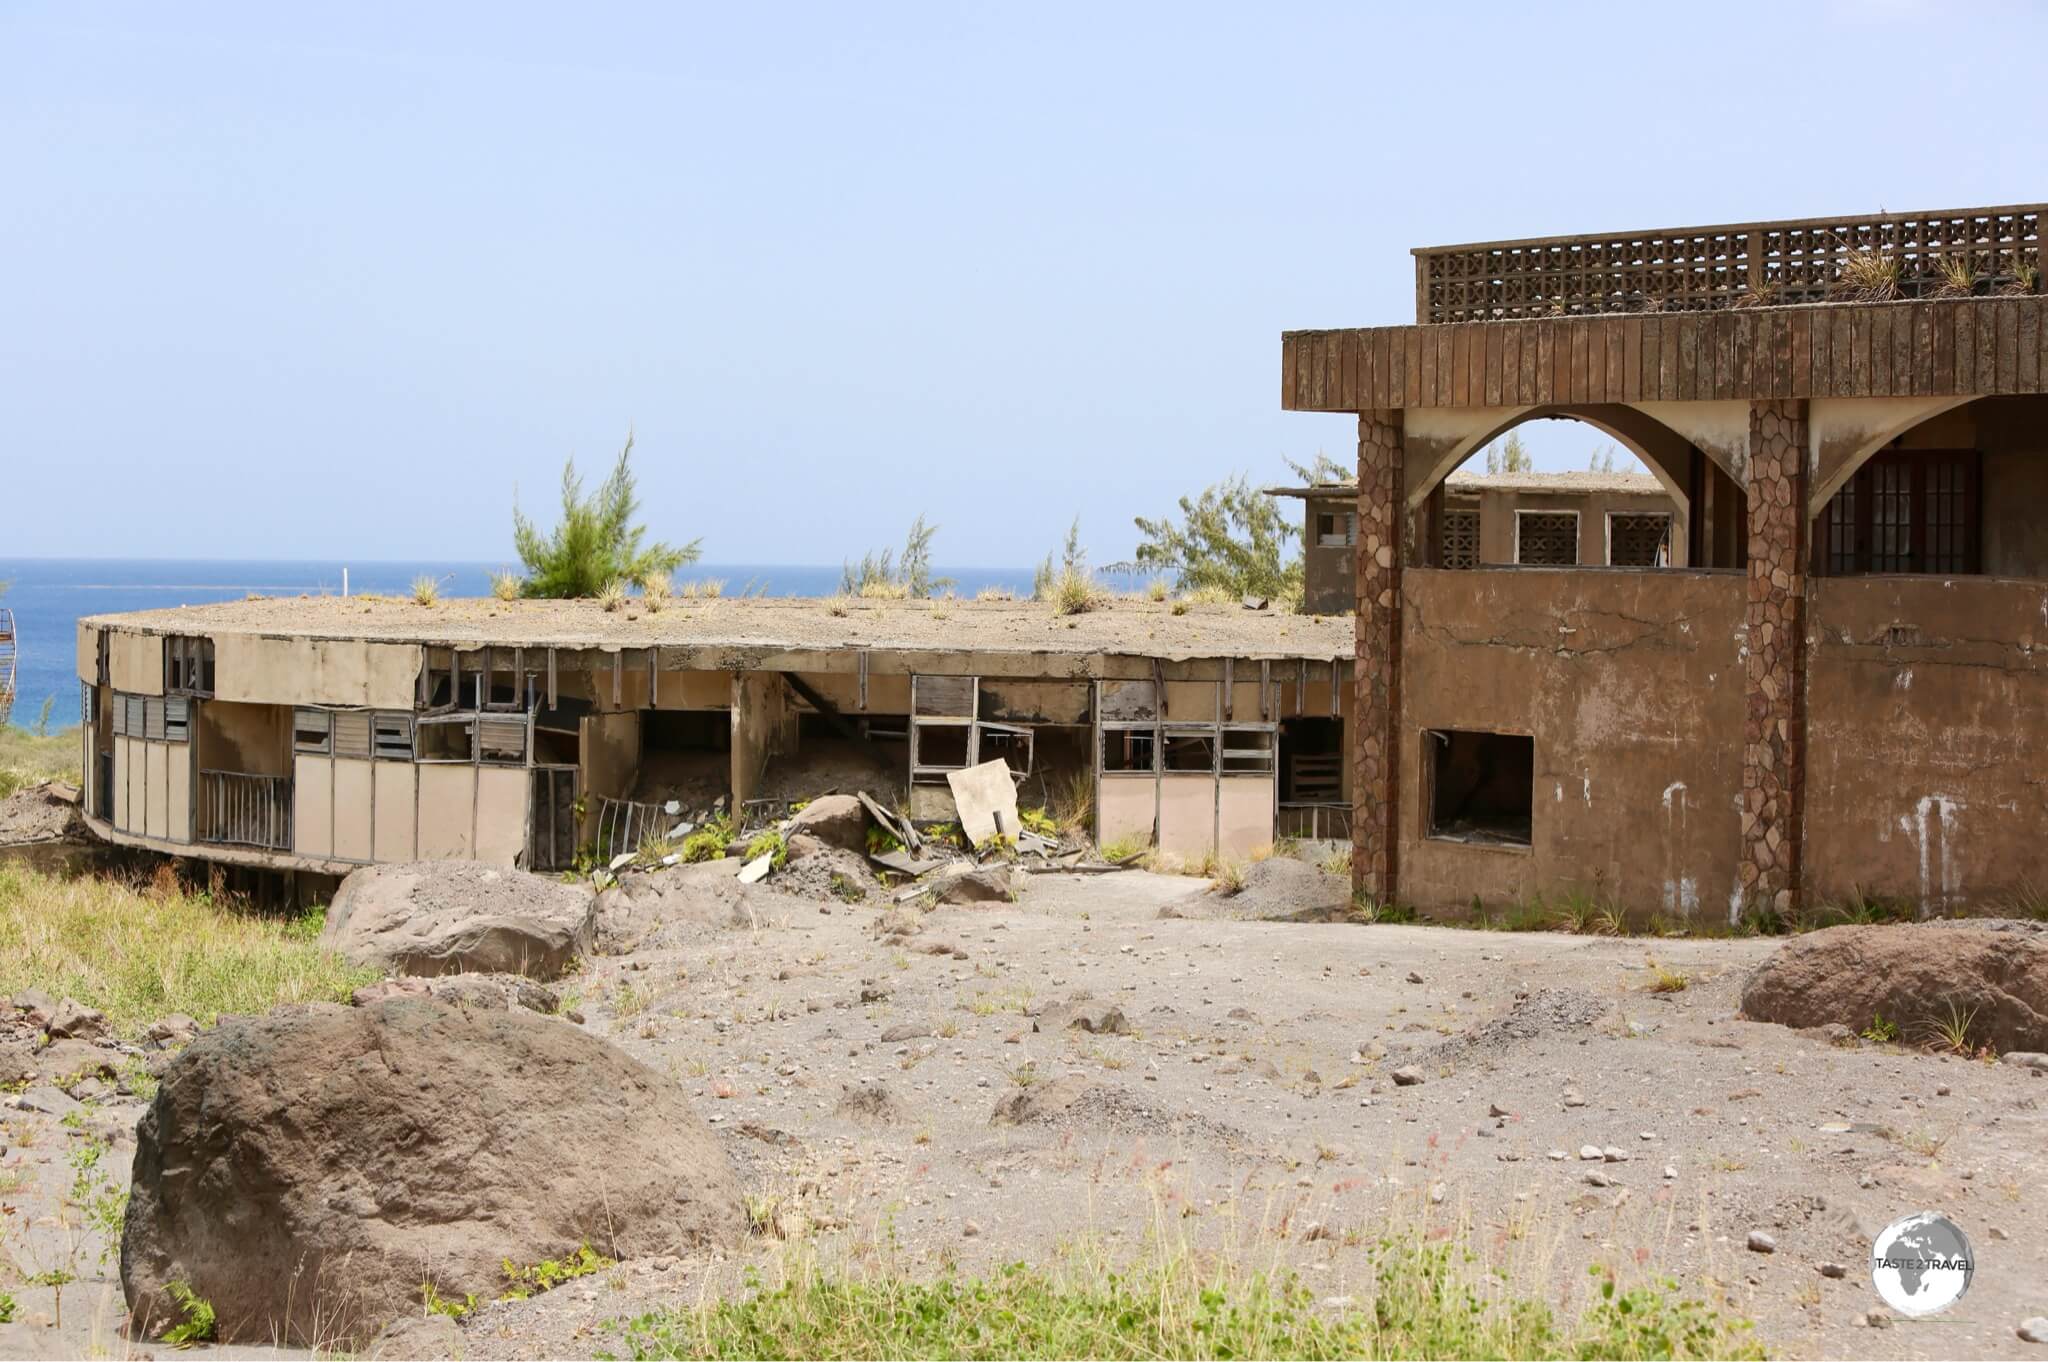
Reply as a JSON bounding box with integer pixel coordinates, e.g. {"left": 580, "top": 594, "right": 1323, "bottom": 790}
{"left": 293, "top": 709, "right": 331, "bottom": 754}
{"left": 1427, "top": 730, "right": 1533, "bottom": 848}
{"left": 1608, "top": 514, "right": 1671, "bottom": 567}
{"left": 1101, "top": 728, "right": 1156, "bottom": 773}
{"left": 1161, "top": 730, "right": 1216, "bottom": 773}
{"left": 416, "top": 719, "right": 476, "bottom": 762}
{"left": 1280, "top": 717, "right": 1343, "bottom": 801}
{"left": 1314, "top": 510, "right": 1356, "bottom": 547}
{"left": 1819, "top": 449, "right": 1980, "bottom": 576}
{"left": 1516, "top": 512, "right": 1579, "bottom": 566}
{"left": 165, "top": 635, "right": 216, "bottom": 696}
{"left": 913, "top": 723, "right": 971, "bottom": 770}
{"left": 1441, "top": 508, "right": 1481, "bottom": 569}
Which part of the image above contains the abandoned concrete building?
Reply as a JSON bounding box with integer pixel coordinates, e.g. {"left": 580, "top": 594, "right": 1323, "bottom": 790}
{"left": 1286, "top": 202, "right": 2048, "bottom": 918}
{"left": 69, "top": 597, "right": 1355, "bottom": 885}
{"left": 1273, "top": 469, "right": 1682, "bottom": 614}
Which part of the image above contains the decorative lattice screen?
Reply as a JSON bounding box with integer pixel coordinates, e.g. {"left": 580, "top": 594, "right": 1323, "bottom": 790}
{"left": 1516, "top": 513, "right": 1579, "bottom": 566}
{"left": 1441, "top": 509, "right": 1481, "bottom": 569}
{"left": 1608, "top": 514, "right": 1670, "bottom": 567}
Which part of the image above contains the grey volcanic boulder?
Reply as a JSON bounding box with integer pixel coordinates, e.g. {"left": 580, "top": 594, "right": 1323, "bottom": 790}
{"left": 322, "top": 861, "right": 595, "bottom": 979}
{"left": 786, "top": 794, "right": 868, "bottom": 853}
{"left": 1743, "top": 922, "right": 2048, "bottom": 1054}
{"left": 121, "top": 998, "right": 743, "bottom": 1345}
{"left": 935, "top": 865, "right": 1013, "bottom": 905}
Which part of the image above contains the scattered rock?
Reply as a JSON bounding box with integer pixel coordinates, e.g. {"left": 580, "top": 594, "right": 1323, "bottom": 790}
{"left": 351, "top": 974, "right": 559, "bottom": 1015}
{"left": 45, "top": 997, "right": 109, "bottom": 1040}
{"left": 834, "top": 1082, "right": 906, "bottom": 1126}
{"left": 1746, "top": 1230, "right": 1777, "bottom": 1254}
{"left": 10, "top": 988, "right": 55, "bottom": 1026}
{"left": 1405, "top": 970, "right": 1425, "bottom": 985}
{"left": 1584, "top": 1171, "right": 1612, "bottom": 1187}
{"left": 1390, "top": 1066, "right": 1424, "bottom": 1087}
{"left": 144, "top": 1014, "right": 200, "bottom": 1050}
{"left": 990, "top": 1075, "right": 1096, "bottom": 1125}
{"left": 1578, "top": 1145, "right": 1603, "bottom": 1161}
{"left": 1488, "top": 1102, "right": 1512, "bottom": 1118}
{"left": 369, "top": 1311, "right": 463, "bottom": 1360}
{"left": 935, "top": 866, "right": 1013, "bottom": 905}
{"left": 1602, "top": 1146, "right": 1628, "bottom": 1163}
{"left": 786, "top": 795, "right": 869, "bottom": 853}
{"left": 2018, "top": 1317, "right": 2048, "bottom": 1345}
{"left": 1742, "top": 924, "right": 2048, "bottom": 1053}
{"left": 323, "top": 861, "right": 597, "bottom": 980}
{"left": 1819, "top": 1262, "right": 1847, "bottom": 1278}
{"left": 2004, "top": 1051, "right": 2048, "bottom": 1071}
{"left": 9, "top": 1085, "right": 82, "bottom": 1119}
{"left": 1039, "top": 1001, "right": 1129, "bottom": 1035}
{"left": 121, "top": 998, "right": 743, "bottom": 1345}
{"left": 880, "top": 1022, "right": 931, "bottom": 1043}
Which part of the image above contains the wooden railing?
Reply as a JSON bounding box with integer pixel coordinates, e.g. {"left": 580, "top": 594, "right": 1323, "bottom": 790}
{"left": 197, "top": 771, "right": 292, "bottom": 851}
{"left": 1414, "top": 204, "right": 2044, "bottom": 323}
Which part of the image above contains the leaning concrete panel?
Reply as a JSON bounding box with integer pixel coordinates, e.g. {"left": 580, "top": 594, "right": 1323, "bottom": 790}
{"left": 332, "top": 758, "right": 374, "bottom": 862}
{"left": 372, "top": 761, "right": 417, "bottom": 862}
{"left": 1096, "top": 778, "right": 1155, "bottom": 849}
{"left": 294, "top": 754, "right": 333, "bottom": 858}
{"left": 1217, "top": 777, "right": 1274, "bottom": 860}
{"left": 473, "top": 767, "right": 527, "bottom": 867}
{"left": 417, "top": 764, "right": 475, "bottom": 860}
{"left": 109, "top": 631, "right": 163, "bottom": 696}
{"left": 1157, "top": 774, "right": 1215, "bottom": 861}
{"left": 75, "top": 624, "right": 99, "bottom": 685}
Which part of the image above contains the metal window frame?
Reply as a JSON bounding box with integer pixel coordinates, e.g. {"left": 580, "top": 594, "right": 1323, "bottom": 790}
{"left": 372, "top": 711, "right": 415, "bottom": 761}
{"left": 293, "top": 708, "right": 333, "bottom": 755}
{"left": 414, "top": 713, "right": 478, "bottom": 764}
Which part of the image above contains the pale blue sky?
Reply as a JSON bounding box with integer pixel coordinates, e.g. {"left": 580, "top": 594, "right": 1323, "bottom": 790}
{"left": 3, "top": 1, "right": 2040, "bottom": 565}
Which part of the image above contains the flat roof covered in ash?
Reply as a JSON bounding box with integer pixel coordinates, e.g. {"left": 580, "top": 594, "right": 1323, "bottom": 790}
{"left": 84, "top": 593, "right": 1352, "bottom": 661}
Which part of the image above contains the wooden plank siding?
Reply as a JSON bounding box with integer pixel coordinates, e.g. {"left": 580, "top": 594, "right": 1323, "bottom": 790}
{"left": 1283, "top": 297, "right": 2048, "bottom": 411}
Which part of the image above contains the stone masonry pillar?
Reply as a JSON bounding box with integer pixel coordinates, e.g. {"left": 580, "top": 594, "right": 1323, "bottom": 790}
{"left": 1353, "top": 410, "right": 1404, "bottom": 905}
{"left": 1741, "top": 399, "right": 1809, "bottom": 918}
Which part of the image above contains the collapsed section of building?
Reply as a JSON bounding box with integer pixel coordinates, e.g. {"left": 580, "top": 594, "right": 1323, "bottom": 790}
{"left": 1284, "top": 201, "right": 2048, "bottom": 919}
{"left": 71, "top": 596, "right": 1354, "bottom": 888}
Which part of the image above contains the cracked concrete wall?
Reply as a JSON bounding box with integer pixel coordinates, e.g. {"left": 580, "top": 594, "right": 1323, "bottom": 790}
{"left": 1806, "top": 576, "right": 2048, "bottom": 911}
{"left": 1397, "top": 568, "right": 1746, "bottom": 915}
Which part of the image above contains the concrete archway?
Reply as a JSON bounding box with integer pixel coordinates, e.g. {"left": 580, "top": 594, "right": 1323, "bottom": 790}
{"left": 1807, "top": 395, "right": 1978, "bottom": 517}
{"left": 1402, "top": 403, "right": 1696, "bottom": 515}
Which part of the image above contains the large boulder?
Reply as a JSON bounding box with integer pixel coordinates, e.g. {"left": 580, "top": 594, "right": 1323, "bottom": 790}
{"left": 1742, "top": 922, "right": 2048, "bottom": 1054}
{"left": 322, "top": 861, "right": 595, "bottom": 979}
{"left": 786, "top": 794, "right": 869, "bottom": 853}
{"left": 121, "top": 998, "right": 743, "bottom": 1346}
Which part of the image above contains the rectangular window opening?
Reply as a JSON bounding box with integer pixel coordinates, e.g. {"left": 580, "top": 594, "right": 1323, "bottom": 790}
{"left": 293, "top": 708, "right": 332, "bottom": 755}
{"left": 1607, "top": 513, "right": 1672, "bottom": 567}
{"left": 1441, "top": 507, "right": 1481, "bottom": 570}
{"left": 416, "top": 717, "right": 477, "bottom": 763}
{"left": 911, "top": 721, "right": 971, "bottom": 771}
{"left": 1515, "top": 510, "right": 1579, "bottom": 566}
{"left": 1162, "top": 729, "right": 1216, "bottom": 773}
{"left": 1101, "top": 726, "right": 1157, "bottom": 773}
{"left": 1426, "top": 729, "right": 1533, "bottom": 848}
{"left": 372, "top": 712, "right": 415, "bottom": 761}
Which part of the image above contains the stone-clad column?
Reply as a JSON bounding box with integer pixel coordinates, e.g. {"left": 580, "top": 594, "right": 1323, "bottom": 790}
{"left": 1742, "top": 399, "right": 1809, "bottom": 918}
{"left": 1354, "top": 411, "right": 1404, "bottom": 905}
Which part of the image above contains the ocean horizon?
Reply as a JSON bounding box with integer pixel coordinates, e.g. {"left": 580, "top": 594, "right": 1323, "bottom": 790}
{"left": 1, "top": 557, "right": 1070, "bottom": 729}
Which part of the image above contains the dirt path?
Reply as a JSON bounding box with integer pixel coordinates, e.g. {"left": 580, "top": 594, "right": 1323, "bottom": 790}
{"left": 5, "top": 864, "right": 2044, "bottom": 1359}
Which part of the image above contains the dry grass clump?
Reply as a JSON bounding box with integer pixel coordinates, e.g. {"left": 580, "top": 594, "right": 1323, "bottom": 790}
{"left": 1048, "top": 566, "right": 1103, "bottom": 616}
{"left": 976, "top": 586, "right": 1015, "bottom": 602}
{"left": 1930, "top": 252, "right": 1977, "bottom": 298}
{"left": 640, "top": 570, "right": 672, "bottom": 613}
{"left": 410, "top": 575, "right": 441, "bottom": 606}
{"left": 0, "top": 725, "right": 79, "bottom": 799}
{"left": 598, "top": 579, "right": 628, "bottom": 613}
{"left": 679, "top": 578, "right": 726, "bottom": 600}
{"left": 1833, "top": 246, "right": 1900, "bottom": 302}
{"left": 0, "top": 864, "right": 376, "bottom": 1035}
{"left": 1178, "top": 584, "right": 1237, "bottom": 607}
{"left": 489, "top": 571, "right": 522, "bottom": 602}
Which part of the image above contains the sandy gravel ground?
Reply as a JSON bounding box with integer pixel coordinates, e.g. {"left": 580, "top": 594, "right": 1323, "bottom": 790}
{"left": 4, "top": 860, "right": 2045, "bottom": 1359}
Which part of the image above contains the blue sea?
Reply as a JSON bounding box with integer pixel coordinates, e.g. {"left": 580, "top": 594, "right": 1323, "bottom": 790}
{"left": 0, "top": 559, "right": 1043, "bottom": 730}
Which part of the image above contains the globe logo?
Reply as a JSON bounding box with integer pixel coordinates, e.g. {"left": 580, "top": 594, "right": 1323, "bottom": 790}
{"left": 1870, "top": 1212, "right": 1974, "bottom": 1317}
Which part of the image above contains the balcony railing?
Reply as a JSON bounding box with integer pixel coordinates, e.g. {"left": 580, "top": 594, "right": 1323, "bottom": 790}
{"left": 197, "top": 770, "right": 293, "bottom": 851}
{"left": 1414, "top": 204, "right": 2044, "bottom": 323}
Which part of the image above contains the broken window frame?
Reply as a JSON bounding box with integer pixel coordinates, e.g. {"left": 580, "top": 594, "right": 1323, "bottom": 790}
{"left": 163, "top": 696, "right": 190, "bottom": 744}
{"left": 1161, "top": 724, "right": 1220, "bottom": 775}
{"left": 293, "top": 708, "right": 332, "bottom": 755}
{"left": 372, "top": 712, "right": 415, "bottom": 761}
{"left": 163, "top": 635, "right": 216, "bottom": 697}
{"left": 477, "top": 714, "right": 528, "bottom": 765}
{"left": 908, "top": 674, "right": 1036, "bottom": 784}
{"left": 1220, "top": 724, "right": 1276, "bottom": 776}
{"left": 414, "top": 714, "right": 478, "bottom": 764}
{"left": 1099, "top": 722, "right": 1161, "bottom": 775}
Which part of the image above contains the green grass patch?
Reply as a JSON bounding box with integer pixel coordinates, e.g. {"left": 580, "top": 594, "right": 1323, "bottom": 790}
{"left": 617, "top": 1237, "right": 1759, "bottom": 1361}
{"left": 0, "top": 864, "right": 378, "bottom": 1036}
{"left": 0, "top": 724, "right": 79, "bottom": 799}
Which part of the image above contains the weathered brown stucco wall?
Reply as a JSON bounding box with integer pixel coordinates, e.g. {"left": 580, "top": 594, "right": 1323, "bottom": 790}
{"left": 1397, "top": 568, "right": 1746, "bottom": 917}
{"left": 1807, "top": 576, "right": 2048, "bottom": 909}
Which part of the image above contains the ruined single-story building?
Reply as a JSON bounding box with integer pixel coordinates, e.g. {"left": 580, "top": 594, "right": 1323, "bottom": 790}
{"left": 1285, "top": 202, "right": 2048, "bottom": 919}
{"left": 1273, "top": 469, "right": 1683, "bottom": 613}
{"left": 70, "top": 596, "right": 1356, "bottom": 883}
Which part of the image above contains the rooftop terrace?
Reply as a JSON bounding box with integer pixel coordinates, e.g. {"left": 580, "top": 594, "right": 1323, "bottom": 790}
{"left": 1414, "top": 203, "right": 2043, "bottom": 324}
{"left": 85, "top": 593, "right": 1352, "bottom": 661}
